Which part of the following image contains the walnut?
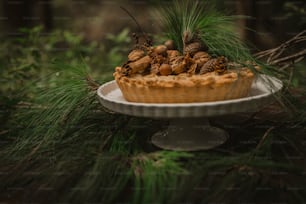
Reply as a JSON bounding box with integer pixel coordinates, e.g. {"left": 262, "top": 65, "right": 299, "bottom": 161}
{"left": 128, "top": 55, "right": 151, "bottom": 74}
{"left": 154, "top": 45, "right": 168, "bottom": 56}
{"left": 150, "top": 63, "right": 160, "bottom": 75}
{"left": 167, "top": 50, "right": 181, "bottom": 60}
{"left": 170, "top": 56, "right": 185, "bottom": 74}
{"left": 128, "top": 49, "right": 145, "bottom": 61}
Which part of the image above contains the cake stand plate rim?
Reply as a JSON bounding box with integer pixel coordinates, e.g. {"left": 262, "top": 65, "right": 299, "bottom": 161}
{"left": 97, "top": 75, "right": 282, "bottom": 118}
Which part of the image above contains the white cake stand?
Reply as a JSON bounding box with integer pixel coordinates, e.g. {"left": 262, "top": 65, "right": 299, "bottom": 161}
{"left": 97, "top": 75, "right": 282, "bottom": 151}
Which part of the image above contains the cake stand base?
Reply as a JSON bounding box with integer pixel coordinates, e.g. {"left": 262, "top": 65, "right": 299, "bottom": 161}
{"left": 151, "top": 118, "right": 228, "bottom": 151}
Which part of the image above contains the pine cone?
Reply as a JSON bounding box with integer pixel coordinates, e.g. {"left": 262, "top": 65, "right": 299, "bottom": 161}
{"left": 199, "top": 59, "right": 215, "bottom": 75}
{"left": 214, "top": 56, "right": 227, "bottom": 74}
{"left": 199, "top": 56, "right": 227, "bottom": 75}
{"left": 193, "top": 51, "right": 211, "bottom": 68}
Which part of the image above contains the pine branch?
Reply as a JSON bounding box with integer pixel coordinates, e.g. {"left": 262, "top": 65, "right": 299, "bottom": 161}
{"left": 254, "top": 30, "right": 306, "bottom": 68}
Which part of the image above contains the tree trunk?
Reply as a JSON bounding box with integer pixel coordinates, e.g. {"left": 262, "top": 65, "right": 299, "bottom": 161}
{"left": 2, "top": 0, "right": 53, "bottom": 34}
{"left": 236, "top": 0, "right": 257, "bottom": 45}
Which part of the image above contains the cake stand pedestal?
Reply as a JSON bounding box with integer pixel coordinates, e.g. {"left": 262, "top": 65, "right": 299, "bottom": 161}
{"left": 97, "top": 75, "right": 282, "bottom": 151}
{"left": 151, "top": 118, "right": 228, "bottom": 151}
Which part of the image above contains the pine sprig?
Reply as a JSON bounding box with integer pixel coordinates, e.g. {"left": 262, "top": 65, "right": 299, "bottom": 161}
{"left": 131, "top": 151, "right": 192, "bottom": 204}
{"left": 159, "top": 1, "right": 254, "bottom": 63}
{"left": 7, "top": 63, "right": 96, "bottom": 155}
{"left": 0, "top": 61, "right": 136, "bottom": 202}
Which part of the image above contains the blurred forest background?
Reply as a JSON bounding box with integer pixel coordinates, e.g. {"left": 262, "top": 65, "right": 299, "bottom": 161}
{"left": 1, "top": 0, "right": 305, "bottom": 80}
{"left": 1, "top": 0, "right": 305, "bottom": 48}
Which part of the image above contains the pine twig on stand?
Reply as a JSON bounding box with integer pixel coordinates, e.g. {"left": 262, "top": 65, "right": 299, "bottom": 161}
{"left": 271, "top": 49, "right": 306, "bottom": 69}
{"left": 242, "top": 31, "right": 305, "bottom": 126}
{"left": 254, "top": 30, "right": 306, "bottom": 69}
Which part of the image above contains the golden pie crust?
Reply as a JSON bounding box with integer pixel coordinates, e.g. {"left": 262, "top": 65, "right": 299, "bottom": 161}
{"left": 114, "top": 67, "right": 254, "bottom": 103}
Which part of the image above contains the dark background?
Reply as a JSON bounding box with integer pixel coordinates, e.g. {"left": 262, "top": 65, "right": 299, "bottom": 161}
{"left": 0, "top": 1, "right": 305, "bottom": 203}
{"left": 1, "top": 0, "right": 305, "bottom": 50}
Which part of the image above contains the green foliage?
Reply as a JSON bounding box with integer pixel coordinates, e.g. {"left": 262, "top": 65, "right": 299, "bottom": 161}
{"left": 104, "top": 28, "right": 132, "bottom": 68}
{"left": 68, "top": 153, "right": 132, "bottom": 203}
{"left": 8, "top": 64, "right": 95, "bottom": 154}
{"left": 0, "top": 26, "right": 131, "bottom": 132}
{"left": 291, "top": 63, "right": 306, "bottom": 87}
{"left": 0, "top": 26, "right": 130, "bottom": 91}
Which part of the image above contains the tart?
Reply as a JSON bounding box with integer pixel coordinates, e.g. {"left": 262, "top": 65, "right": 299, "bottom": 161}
{"left": 114, "top": 68, "right": 254, "bottom": 103}
{"left": 114, "top": 45, "right": 255, "bottom": 103}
